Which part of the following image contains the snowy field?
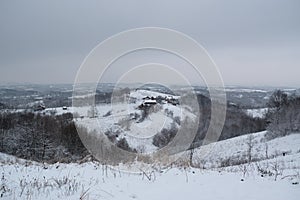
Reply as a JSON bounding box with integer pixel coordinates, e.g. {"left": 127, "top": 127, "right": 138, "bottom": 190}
{"left": 191, "top": 131, "right": 300, "bottom": 168}
{"left": 0, "top": 157, "right": 299, "bottom": 200}
{"left": 1, "top": 131, "right": 300, "bottom": 200}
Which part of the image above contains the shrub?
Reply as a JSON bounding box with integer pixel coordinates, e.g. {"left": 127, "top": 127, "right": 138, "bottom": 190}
{"left": 152, "top": 123, "right": 178, "bottom": 148}
{"left": 116, "top": 138, "right": 137, "bottom": 153}
{"left": 103, "top": 110, "right": 112, "bottom": 117}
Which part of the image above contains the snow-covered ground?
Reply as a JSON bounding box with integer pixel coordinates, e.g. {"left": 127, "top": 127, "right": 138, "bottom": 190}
{"left": 1, "top": 132, "right": 300, "bottom": 199}
{"left": 0, "top": 158, "right": 299, "bottom": 200}
{"left": 190, "top": 131, "right": 300, "bottom": 169}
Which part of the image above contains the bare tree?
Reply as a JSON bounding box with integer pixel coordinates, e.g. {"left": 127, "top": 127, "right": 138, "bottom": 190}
{"left": 271, "top": 159, "right": 283, "bottom": 181}
{"left": 189, "top": 147, "right": 195, "bottom": 167}
{"left": 267, "top": 90, "right": 288, "bottom": 109}
{"left": 246, "top": 134, "right": 255, "bottom": 164}
{"left": 265, "top": 143, "right": 269, "bottom": 160}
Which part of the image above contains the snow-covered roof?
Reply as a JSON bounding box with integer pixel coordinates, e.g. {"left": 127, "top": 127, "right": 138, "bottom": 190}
{"left": 144, "top": 99, "right": 157, "bottom": 104}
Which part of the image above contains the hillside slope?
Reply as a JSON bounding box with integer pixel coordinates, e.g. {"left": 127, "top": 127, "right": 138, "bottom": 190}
{"left": 1, "top": 131, "right": 299, "bottom": 199}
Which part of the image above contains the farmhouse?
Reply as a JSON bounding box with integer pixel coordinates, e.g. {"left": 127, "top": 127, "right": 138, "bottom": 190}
{"left": 144, "top": 99, "right": 157, "bottom": 105}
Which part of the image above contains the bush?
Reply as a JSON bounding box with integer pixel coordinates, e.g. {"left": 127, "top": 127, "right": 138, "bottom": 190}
{"left": 103, "top": 110, "right": 112, "bottom": 117}
{"left": 173, "top": 116, "right": 181, "bottom": 125}
{"left": 116, "top": 138, "right": 137, "bottom": 153}
{"left": 152, "top": 123, "right": 178, "bottom": 148}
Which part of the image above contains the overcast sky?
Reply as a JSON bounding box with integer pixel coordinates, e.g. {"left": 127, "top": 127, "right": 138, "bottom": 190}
{"left": 0, "top": 0, "right": 299, "bottom": 87}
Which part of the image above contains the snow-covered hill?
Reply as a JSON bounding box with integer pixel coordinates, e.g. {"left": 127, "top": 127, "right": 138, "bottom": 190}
{"left": 73, "top": 89, "right": 196, "bottom": 153}
{"left": 1, "top": 132, "right": 300, "bottom": 200}
{"left": 1, "top": 89, "right": 299, "bottom": 199}
{"left": 189, "top": 131, "right": 300, "bottom": 169}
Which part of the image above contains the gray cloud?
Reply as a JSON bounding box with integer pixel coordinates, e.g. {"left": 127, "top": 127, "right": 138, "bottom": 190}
{"left": 0, "top": 0, "right": 299, "bottom": 86}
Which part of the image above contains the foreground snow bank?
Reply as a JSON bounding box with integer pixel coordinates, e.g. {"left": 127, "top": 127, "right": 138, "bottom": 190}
{"left": 0, "top": 152, "right": 299, "bottom": 200}
{"left": 1, "top": 131, "right": 300, "bottom": 199}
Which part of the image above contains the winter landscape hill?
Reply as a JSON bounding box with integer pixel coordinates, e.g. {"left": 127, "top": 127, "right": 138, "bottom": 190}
{"left": 0, "top": 84, "right": 299, "bottom": 199}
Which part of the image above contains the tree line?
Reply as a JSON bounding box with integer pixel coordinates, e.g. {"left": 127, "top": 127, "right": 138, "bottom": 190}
{"left": 0, "top": 112, "right": 87, "bottom": 163}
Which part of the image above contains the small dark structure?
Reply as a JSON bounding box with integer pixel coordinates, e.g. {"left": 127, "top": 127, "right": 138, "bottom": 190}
{"left": 138, "top": 99, "right": 157, "bottom": 109}
{"left": 142, "top": 96, "right": 151, "bottom": 100}
{"left": 282, "top": 152, "right": 286, "bottom": 156}
{"left": 34, "top": 104, "right": 46, "bottom": 111}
